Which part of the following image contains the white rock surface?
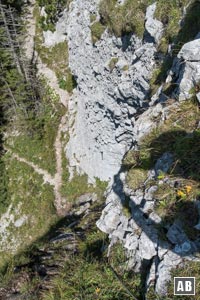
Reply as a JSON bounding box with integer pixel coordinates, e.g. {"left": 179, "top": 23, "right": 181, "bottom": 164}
{"left": 155, "top": 251, "right": 182, "bottom": 295}
{"left": 65, "top": 0, "right": 157, "bottom": 181}
{"left": 14, "top": 216, "right": 27, "bottom": 228}
{"left": 43, "top": 10, "right": 68, "bottom": 47}
{"left": 169, "top": 37, "right": 200, "bottom": 100}
{"left": 145, "top": 2, "right": 163, "bottom": 44}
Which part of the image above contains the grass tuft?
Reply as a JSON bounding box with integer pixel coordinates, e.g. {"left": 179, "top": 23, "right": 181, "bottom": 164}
{"left": 99, "top": 0, "right": 149, "bottom": 38}
{"left": 90, "top": 21, "right": 106, "bottom": 44}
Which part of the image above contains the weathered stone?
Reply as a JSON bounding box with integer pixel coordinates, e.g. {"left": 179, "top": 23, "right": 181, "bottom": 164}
{"left": 138, "top": 231, "right": 157, "bottom": 260}
{"left": 167, "top": 222, "right": 188, "bottom": 244}
{"left": 144, "top": 185, "right": 158, "bottom": 200}
{"left": 174, "top": 241, "right": 192, "bottom": 255}
{"left": 196, "top": 92, "right": 200, "bottom": 103}
{"left": 178, "top": 39, "right": 200, "bottom": 61}
{"left": 147, "top": 212, "right": 162, "bottom": 225}
{"left": 133, "top": 103, "right": 164, "bottom": 141}
{"left": 154, "top": 152, "right": 174, "bottom": 176}
{"left": 145, "top": 2, "right": 163, "bottom": 44}
{"left": 96, "top": 204, "right": 121, "bottom": 234}
{"left": 65, "top": 0, "right": 157, "bottom": 181}
{"left": 155, "top": 251, "right": 182, "bottom": 295}
{"left": 43, "top": 12, "right": 68, "bottom": 47}
{"left": 146, "top": 257, "right": 157, "bottom": 289}
{"left": 74, "top": 202, "right": 90, "bottom": 216}
{"left": 112, "top": 225, "right": 126, "bottom": 240}
{"left": 14, "top": 216, "right": 27, "bottom": 228}
{"left": 116, "top": 58, "right": 129, "bottom": 70}
{"left": 169, "top": 38, "right": 200, "bottom": 100}
{"left": 75, "top": 193, "right": 97, "bottom": 205}
{"left": 124, "top": 233, "right": 139, "bottom": 250}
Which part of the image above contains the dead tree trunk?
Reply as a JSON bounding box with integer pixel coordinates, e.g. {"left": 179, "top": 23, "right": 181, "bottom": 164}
{"left": 0, "top": 2, "right": 23, "bottom": 76}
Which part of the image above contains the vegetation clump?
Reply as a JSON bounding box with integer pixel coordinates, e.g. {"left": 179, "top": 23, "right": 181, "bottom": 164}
{"left": 99, "top": 0, "right": 148, "bottom": 38}
{"left": 37, "top": 0, "right": 72, "bottom": 31}
{"left": 150, "top": 0, "right": 200, "bottom": 95}
{"left": 34, "top": 6, "right": 76, "bottom": 93}
{"left": 90, "top": 21, "right": 106, "bottom": 44}
{"left": 108, "top": 57, "right": 119, "bottom": 72}
{"left": 0, "top": 193, "right": 142, "bottom": 300}
{"left": 126, "top": 100, "right": 200, "bottom": 242}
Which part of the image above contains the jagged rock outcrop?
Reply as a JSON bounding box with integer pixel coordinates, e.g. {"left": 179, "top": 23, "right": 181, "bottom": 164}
{"left": 145, "top": 2, "right": 163, "bottom": 44}
{"left": 65, "top": 0, "right": 159, "bottom": 181}
{"left": 166, "top": 36, "right": 200, "bottom": 100}
{"left": 97, "top": 148, "right": 200, "bottom": 295}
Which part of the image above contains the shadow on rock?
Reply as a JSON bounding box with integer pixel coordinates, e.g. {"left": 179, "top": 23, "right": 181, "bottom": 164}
{"left": 97, "top": 129, "right": 200, "bottom": 295}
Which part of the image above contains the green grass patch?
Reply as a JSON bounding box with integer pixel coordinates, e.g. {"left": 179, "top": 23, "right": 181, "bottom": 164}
{"left": 90, "top": 21, "right": 106, "bottom": 44}
{"left": 6, "top": 81, "right": 64, "bottom": 175}
{"left": 0, "top": 152, "right": 57, "bottom": 261}
{"left": 108, "top": 57, "right": 119, "bottom": 72}
{"left": 61, "top": 171, "right": 94, "bottom": 202}
{"left": 127, "top": 168, "right": 148, "bottom": 190}
{"left": 40, "top": 208, "right": 141, "bottom": 300}
{"left": 61, "top": 148, "right": 108, "bottom": 202}
{"left": 99, "top": 0, "right": 152, "bottom": 38}
{"left": 90, "top": 13, "right": 97, "bottom": 23}
{"left": 1, "top": 186, "right": 141, "bottom": 300}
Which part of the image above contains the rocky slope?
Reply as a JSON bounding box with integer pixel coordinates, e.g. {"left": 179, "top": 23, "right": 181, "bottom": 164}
{"left": 1, "top": 0, "right": 200, "bottom": 298}
{"left": 65, "top": 0, "right": 161, "bottom": 181}
{"left": 54, "top": 0, "right": 200, "bottom": 296}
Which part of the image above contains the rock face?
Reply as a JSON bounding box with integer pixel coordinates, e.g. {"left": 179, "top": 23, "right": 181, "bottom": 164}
{"left": 145, "top": 2, "right": 163, "bottom": 44}
{"left": 96, "top": 152, "right": 200, "bottom": 295}
{"left": 57, "top": 0, "right": 200, "bottom": 296}
{"left": 65, "top": 0, "right": 158, "bottom": 181}
{"left": 166, "top": 36, "right": 200, "bottom": 100}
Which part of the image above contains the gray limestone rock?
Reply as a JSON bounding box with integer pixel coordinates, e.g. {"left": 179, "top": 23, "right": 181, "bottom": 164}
{"left": 75, "top": 193, "right": 97, "bottom": 205}
{"left": 74, "top": 202, "right": 90, "bottom": 216}
{"left": 43, "top": 11, "right": 68, "bottom": 47}
{"left": 124, "top": 233, "right": 139, "bottom": 250}
{"left": 169, "top": 38, "right": 200, "bottom": 100}
{"left": 133, "top": 103, "right": 164, "bottom": 141}
{"left": 138, "top": 231, "right": 157, "bottom": 260}
{"left": 196, "top": 92, "right": 200, "bottom": 103}
{"left": 174, "top": 241, "right": 193, "bottom": 255}
{"left": 144, "top": 185, "right": 158, "bottom": 200}
{"left": 51, "top": 0, "right": 200, "bottom": 297}
{"left": 155, "top": 251, "right": 182, "bottom": 295}
{"left": 178, "top": 39, "right": 200, "bottom": 61}
{"left": 167, "top": 222, "right": 188, "bottom": 245}
{"left": 14, "top": 216, "right": 27, "bottom": 228}
{"left": 145, "top": 2, "right": 163, "bottom": 44}
{"left": 154, "top": 152, "right": 174, "bottom": 176}
{"left": 65, "top": 0, "right": 157, "bottom": 181}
